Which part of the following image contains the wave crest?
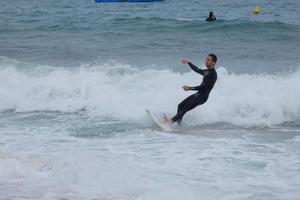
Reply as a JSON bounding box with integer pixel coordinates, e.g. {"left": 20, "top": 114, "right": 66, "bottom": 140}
{"left": 0, "top": 58, "right": 299, "bottom": 127}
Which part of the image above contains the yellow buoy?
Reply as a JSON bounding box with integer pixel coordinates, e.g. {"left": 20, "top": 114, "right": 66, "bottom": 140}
{"left": 253, "top": 5, "right": 261, "bottom": 14}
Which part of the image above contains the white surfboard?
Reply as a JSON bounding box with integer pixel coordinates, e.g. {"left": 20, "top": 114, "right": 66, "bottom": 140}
{"left": 146, "top": 109, "right": 172, "bottom": 131}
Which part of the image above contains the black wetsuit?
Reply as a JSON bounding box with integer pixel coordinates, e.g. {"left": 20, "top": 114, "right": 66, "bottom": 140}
{"left": 206, "top": 16, "right": 216, "bottom": 22}
{"left": 171, "top": 62, "right": 217, "bottom": 124}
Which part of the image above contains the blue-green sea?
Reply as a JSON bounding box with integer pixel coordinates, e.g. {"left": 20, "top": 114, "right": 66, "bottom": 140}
{"left": 0, "top": 0, "right": 299, "bottom": 199}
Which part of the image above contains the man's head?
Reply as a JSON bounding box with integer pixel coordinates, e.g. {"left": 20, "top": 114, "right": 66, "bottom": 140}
{"left": 205, "top": 53, "right": 217, "bottom": 69}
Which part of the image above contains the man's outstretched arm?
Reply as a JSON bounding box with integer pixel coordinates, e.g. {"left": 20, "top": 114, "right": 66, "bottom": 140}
{"left": 187, "top": 62, "right": 205, "bottom": 75}
{"left": 182, "top": 84, "right": 203, "bottom": 91}
{"left": 189, "top": 85, "right": 203, "bottom": 90}
{"left": 181, "top": 59, "right": 205, "bottom": 75}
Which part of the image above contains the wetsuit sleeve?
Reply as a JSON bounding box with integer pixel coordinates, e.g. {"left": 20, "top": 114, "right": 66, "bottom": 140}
{"left": 189, "top": 85, "right": 203, "bottom": 91}
{"left": 188, "top": 62, "right": 205, "bottom": 75}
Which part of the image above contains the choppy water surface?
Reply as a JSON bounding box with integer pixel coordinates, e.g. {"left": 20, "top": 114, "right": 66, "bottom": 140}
{"left": 0, "top": 0, "right": 300, "bottom": 199}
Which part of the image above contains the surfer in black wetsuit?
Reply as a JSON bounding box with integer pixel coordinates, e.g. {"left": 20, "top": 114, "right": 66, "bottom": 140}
{"left": 164, "top": 54, "right": 218, "bottom": 125}
{"left": 206, "top": 11, "right": 216, "bottom": 22}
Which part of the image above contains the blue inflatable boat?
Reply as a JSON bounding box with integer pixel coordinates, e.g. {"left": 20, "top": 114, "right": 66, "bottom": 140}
{"left": 95, "top": 0, "right": 163, "bottom": 2}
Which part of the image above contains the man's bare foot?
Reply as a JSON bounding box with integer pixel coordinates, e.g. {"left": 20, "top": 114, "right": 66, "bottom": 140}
{"left": 163, "top": 113, "right": 171, "bottom": 124}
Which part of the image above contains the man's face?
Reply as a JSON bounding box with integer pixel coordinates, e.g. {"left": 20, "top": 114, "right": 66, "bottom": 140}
{"left": 205, "top": 56, "right": 215, "bottom": 68}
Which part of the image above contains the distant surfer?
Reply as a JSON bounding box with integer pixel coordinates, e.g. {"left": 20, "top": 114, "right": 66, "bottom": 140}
{"left": 164, "top": 54, "right": 218, "bottom": 126}
{"left": 206, "top": 11, "right": 216, "bottom": 22}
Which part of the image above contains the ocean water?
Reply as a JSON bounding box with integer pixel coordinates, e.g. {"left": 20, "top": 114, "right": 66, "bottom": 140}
{"left": 0, "top": 0, "right": 300, "bottom": 199}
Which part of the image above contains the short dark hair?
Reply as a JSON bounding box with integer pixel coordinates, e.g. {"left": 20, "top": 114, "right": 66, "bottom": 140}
{"left": 208, "top": 53, "right": 217, "bottom": 63}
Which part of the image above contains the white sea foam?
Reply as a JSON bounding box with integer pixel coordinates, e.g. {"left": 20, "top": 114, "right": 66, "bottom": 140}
{"left": 0, "top": 58, "right": 299, "bottom": 127}
{"left": 1, "top": 129, "right": 299, "bottom": 200}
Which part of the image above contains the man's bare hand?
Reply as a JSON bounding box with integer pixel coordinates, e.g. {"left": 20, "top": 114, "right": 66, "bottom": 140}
{"left": 182, "top": 85, "right": 190, "bottom": 91}
{"left": 181, "top": 59, "right": 189, "bottom": 65}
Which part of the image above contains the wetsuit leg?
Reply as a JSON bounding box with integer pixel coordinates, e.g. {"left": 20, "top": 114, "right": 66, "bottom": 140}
{"left": 171, "top": 93, "right": 208, "bottom": 125}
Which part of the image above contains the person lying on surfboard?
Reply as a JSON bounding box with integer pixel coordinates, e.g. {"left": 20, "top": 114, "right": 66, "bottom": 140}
{"left": 164, "top": 54, "right": 218, "bottom": 126}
